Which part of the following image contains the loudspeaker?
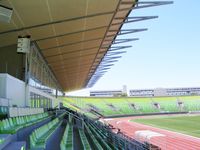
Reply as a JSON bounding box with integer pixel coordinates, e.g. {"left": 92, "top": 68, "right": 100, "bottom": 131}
{"left": 17, "top": 36, "right": 31, "bottom": 54}
{"left": 0, "top": 5, "right": 13, "bottom": 23}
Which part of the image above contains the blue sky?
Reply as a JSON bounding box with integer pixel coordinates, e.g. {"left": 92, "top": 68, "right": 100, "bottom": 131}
{"left": 67, "top": 0, "right": 200, "bottom": 96}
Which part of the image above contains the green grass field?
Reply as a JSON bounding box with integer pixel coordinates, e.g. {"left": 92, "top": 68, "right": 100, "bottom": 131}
{"left": 133, "top": 115, "right": 200, "bottom": 138}
{"left": 61, "top": 96, "right": 200, "bottom": 116}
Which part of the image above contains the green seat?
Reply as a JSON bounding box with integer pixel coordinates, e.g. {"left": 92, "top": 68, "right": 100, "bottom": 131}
{"left": 0, "top": 112, "right": 49, "bottom": 134}
{"left": 79, "top": 129, "right": 91, "bottom": 150}
{"left": 85, "top": 125, "right": 103, "bottom": 150}
{"left": 0, "top": 107, "right": 8, "bottom": 114}
{"left": 60, "top": 123, "right": 73, "bottom": 150}
{"left": 30, "top": 118, "right": 61, "bottom": 149}
{"left": 0, "top": 137, "right": 5, "bottom": 144}
{"left": 87, "top": 123, "right": 113, "bottom": 150}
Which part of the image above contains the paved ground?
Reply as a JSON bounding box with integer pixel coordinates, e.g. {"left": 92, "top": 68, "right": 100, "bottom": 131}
{"left": 103, "top": 115, "right": 200, "bottom": 150}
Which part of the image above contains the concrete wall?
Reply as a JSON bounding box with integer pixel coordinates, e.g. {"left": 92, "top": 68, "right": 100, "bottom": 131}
{"left": 0, "top": 73, "right": 60, "bottom": 108}
{"left": 0, "top": 44, "right": 25, "bottom": 81}
{"left": 0, "top": 98, "right": 9, "bottom": 106}
{"left": 9, "top": 107, "right": 44, "bottom": 117}
{"left": 0, "top": 73, "right": 25, "bottom": 107}
{"left": 0, "top": 74, "right": 6, "bottom": 98}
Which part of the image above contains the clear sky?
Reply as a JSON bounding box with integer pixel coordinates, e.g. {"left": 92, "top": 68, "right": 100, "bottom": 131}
{"left": 66, "top": 0, "right": 200, "bottom": 96}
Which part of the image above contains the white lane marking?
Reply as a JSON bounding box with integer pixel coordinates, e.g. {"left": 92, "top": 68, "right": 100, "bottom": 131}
{"left": 135, "top": 130, "right": 165, "bottom": 140}
{"left": 103, "top": 119, "right": 113, "bottom": 121}
{"left": 116, "top": 121, "right": 122, "bottom": 124}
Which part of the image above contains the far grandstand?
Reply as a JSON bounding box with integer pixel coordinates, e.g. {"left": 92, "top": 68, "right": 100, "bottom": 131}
{"left": 62, "top": 95, "right": 200, "bottom": 117}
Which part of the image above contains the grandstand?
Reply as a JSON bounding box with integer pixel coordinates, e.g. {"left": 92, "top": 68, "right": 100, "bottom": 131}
{"left": 0, "top": 0, "right": 173, "bottom": 149}
{"left": 62, "top": 96, "right": 200, "bottom": 116}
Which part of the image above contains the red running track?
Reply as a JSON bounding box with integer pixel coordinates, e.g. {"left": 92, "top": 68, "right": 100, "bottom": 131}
{"left": 103, "top": 117, "right": 200, "bottom": 150}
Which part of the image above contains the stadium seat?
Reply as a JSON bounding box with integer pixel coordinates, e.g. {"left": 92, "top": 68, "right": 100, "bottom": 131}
{"left": 0, "top": 113, "right": 49, "bottom": 134}
{"left": 78, "top": 129, "right": 91, "bottom": 150}
{"left": 30, "top": 118, "right": 61, "bottom": 149}
{"left": 60, "top": 123, "right": 73, "bottom": 150}
{"left": 84, "top": 124, "right": 103, "bottom": 150}
{"left": 87, "top": 123, "right": 112, "bottom": 150}
{"left": 0, "top": 106, "right": 8, "bottom": 114}
{"left": 0, "top": 137, "right": 5, "bottom": 144}
{"left": 58, "top": 111, "right": 67, "bottom": 119}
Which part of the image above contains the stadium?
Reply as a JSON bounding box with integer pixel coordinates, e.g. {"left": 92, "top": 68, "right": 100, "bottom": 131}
{"left": 1, "top": 0, "right": 200, "bottom": 150}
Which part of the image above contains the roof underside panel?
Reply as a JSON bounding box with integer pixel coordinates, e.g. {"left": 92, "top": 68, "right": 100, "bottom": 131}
{"left": 0, "top": 0, "right": 136, "bottom": 91}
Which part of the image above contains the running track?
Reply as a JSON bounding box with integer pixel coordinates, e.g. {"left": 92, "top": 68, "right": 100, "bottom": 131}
{"left": 103, "top": 117, "right": 200, "bottom": 150}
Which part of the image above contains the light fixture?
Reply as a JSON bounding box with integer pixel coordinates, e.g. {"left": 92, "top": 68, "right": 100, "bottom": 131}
{"left": 0, "top": 4, "right": 13, "bottom": 23}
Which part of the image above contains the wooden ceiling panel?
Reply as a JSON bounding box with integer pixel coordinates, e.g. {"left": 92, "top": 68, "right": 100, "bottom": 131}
{"left": 87, "top": 0, "right": 119, "bottom": 15}
{"left": 45, "top": 55, "right": 63, "bottom": 63}
{"left": 119, "top": 4, "right": 132, "bottom": 10}
{"left": 37, "top": 27, "right": 107, "bottom": 50}
{"left": 41, "top": 42, "right": 99, "bottom": 57}
{"left": 48, "top": 0, "right": 87, "bottom": 21}
{"left": 0, "top": 20, "right": 17, "bottom": 32}
{"left": 9, "top": 0, "right": 51, "bottom": 27}
{"left": 42, "top": 48, "right": 61, "bottom": 57}
{"left": 104, "top": 36, "right": 115, "bottom": 42}
{"left": 36, "top": 38, "right": 58, "bottom": 50}
{"left": 48, "top": 55, "right": 94, "bottom": 66}
{"left": 46, "top": 50, "right": 96, "bottom": 64}
{"left": 83, "top": 28, "right": 107, "bottom": 40}
{"left": 38, "top": 34, "right": 83, "bottom": 50}
{"left": 52, "top": 63, "right": 91, "bottom": 72}
{"left": 57, "top": 47, "right": 98, "bottom": 59}
{"left": 109, "top": 24, "right": 122, "bottom": 31}
{"left": 28, "top": 26, "right": 54, "bottom": 42}
{"left": 112, "top": 18, "right": 124, "bottom": 25}
{"left": 62, "top": 48, "right": 98, "bottom": 55}
{"left": 0, "top": 0, "right": 135, "bottom": 91}
{"left": 57, "top": 39, "right": 102, "bottom": 52}
{"left": 0, "top": 33, "right": 20, "bottom": 48}
{"left": 53, "top": 20, "right": 85, "bottom": 36}
{"left": 62, "top": 50, "right": 96, "bottom": 59}
{"left": 119, "top": 0, "right": 134, "bottom": 10}
{"left": 102, "top": 40, "right": 113, "bottom": 46}
{"left": 57, "top": 34, "right": 83, "bottom": 46}
{"left": 107, "top": 30, "right": 118, "bottom": 36}
{"left": 85, "top": 14, "right": 113, "bottom": 29}
{"left": 114, "top": 10, "right": 130, "bottom": 18}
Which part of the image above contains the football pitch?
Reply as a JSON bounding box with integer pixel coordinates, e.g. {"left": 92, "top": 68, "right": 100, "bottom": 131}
{"left": 133, "top": 115, "right": 200, "bottom": 138}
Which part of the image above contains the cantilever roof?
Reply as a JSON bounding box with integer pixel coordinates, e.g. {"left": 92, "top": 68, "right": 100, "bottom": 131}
{"left": 0, "top": 0, "right": 136, "bottom": 91}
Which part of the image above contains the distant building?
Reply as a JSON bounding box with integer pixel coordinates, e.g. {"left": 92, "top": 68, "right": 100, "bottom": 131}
{"left": 90, "top": 90, "right": 123, "bottom": 97}
{"left": 129, "top": 89, "right": 154, "bottom": 97}
{"left": 90, "top": 85, "right": 128, "bottom": 97}
{"left": 129, "top": 87, "right": 200, "bottom": 97}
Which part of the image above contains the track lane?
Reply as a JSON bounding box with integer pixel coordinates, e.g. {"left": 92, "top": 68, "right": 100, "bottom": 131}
{"left": 104, "top": 116, "right": 200, "bottom": 150}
